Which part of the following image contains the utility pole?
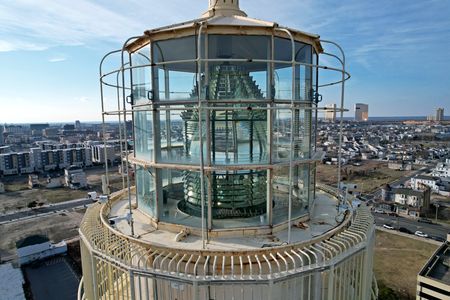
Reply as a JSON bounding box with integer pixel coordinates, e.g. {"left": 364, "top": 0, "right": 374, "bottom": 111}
{"left": 435, "top": 203, "right": 440, "bottom": 222}
{"left": 396, "top": 212, "right": 399, "bottom": 230}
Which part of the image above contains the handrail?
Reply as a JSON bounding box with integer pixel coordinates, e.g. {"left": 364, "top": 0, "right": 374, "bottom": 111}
{"left": 79, "top": 188, "right": 374, "bottom": 281}
{"left": 77, "top": 277, "right": 84, "bottom": 300}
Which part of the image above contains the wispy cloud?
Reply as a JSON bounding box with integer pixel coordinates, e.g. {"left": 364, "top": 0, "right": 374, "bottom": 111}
{"left": 255, "top": 0, "right": 450, "bottom": 70}
{"left": 48, "top": 56, "right": 67, "bottom": 63}
{"left": 78, "top": 96, "right": 91, "bottom": 103}
{"left": 0, "top": 0, "right": 209, "bottom": 53}
{"left": 0, "top": 39, "right": 47, "bottom": 52}
{"left": 0, "top": 0, "right": 146, "bottom": 52}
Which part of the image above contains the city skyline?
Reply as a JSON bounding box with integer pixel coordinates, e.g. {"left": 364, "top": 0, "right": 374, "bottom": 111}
{"left": 1, "top": 0, "right": 450, "bottom": 123}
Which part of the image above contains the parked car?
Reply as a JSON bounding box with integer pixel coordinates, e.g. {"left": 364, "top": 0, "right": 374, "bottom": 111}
{"left": 383, "top": 224, "right": 394, "bottom": 230}
{"left": 418, "top": 218, "right": 433, "bottom": 224}
{"left": 374, "top": 209, "right": 384, "bottom": 214}
{"left": 399, "top": 227, "right": 413, "bottom": 234}
{"left": 429, "top": 235, "right": 445, "bottom": 242}
{"left": 415, "top": 231, "right": 428, "bottom": 238}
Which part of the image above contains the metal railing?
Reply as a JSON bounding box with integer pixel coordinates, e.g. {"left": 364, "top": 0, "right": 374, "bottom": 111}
{"left": 79, "top": 189, "right": 376, "bottom": 299}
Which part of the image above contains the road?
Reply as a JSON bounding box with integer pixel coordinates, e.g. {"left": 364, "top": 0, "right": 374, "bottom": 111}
{"left": 368, "top": 167, "right": 431, "bottom": 199}
{"left": 0, "top": 198, "right": 92, "bottom": 223}
{"left": 374, "top": 212, "right": 449, "bottom": 239}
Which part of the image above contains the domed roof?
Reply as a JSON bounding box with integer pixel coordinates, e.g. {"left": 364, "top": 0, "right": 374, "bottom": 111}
{"left": 125, "top": 1, "right": 323, "bottom": 54}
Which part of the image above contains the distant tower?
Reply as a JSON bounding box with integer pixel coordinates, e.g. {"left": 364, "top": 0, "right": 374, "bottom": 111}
{"left": 355, "top": 103, "right": 369, "bottom": 121}
{"left": 78, "top": 1, "right": 378, "bottom": 299}
{"left": 324, "top": 103, "right": 337, "bottom": 122}
{"left": 0, "top": 125, "right": 4, "bottom": 146}
{"left": 436, "top": 108, "right": 444, "bottom": 122}
{"left": 75, "top": 120, "right": 81, "bottom": 130}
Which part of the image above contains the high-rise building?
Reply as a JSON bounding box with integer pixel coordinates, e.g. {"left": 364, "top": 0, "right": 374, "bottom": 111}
{"left": 0, "top": 125, "right": 4, "bottom": 146}
{"left": 29, "top": 123, "right": 49, "bottom": 131}
{"left": 355, "top": 103, "right": 369, "bottom": 121}
{"left": 78, "top": 1, "right": 377, "bottom": 299}
{"left": 324, "top": 103, "right": 337, "bottom": 122}
{"left": 436, "top": 107, "right": 444, "bottom": 121}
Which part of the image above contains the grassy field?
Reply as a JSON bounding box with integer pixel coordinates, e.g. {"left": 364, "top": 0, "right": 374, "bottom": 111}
{"left": 374, "top": 230, "right": 438, "bottom": 299}
{"left": 4, "top": 182, "right": 29, "bottom": 192}
{"left": 317, "top": 161, "right": 412, "bottom": 193}
{"left": 0, "top": 208, "right": 86, "bottom": 258}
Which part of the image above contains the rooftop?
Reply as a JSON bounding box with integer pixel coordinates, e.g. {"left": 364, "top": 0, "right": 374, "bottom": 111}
{"left": 0, "top": 263, "right": 25, "bottom": 300}
{"left": 415, "top": 175, "right": 439, "bottom": 181}
{"left": 419, "top": 239, "right": 450, "bottom": 285}
{"left": 392, "top": 187, "right": 425, "bottom": 197}
{"left": 108, "top": 190, "right": 344, "bottom": 251}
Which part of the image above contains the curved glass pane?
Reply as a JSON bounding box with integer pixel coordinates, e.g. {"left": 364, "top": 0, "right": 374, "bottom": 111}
{"left": 153, "top": 36, "right": 197, "bottom": 64}
{"left": 133, "top": 109, "right": 153, "bottom": 160}
{"left": 209, "top": 107, "right": 268, "bottom": 165}
{"left": 133, "top": 33, "right": 317, "bottom": 229}
{"left": 272, "top": 164, "right": 310, "bottom": 224}
{"left": 208, "top": 35, "right": 270, "bottom": 60}
{"left": 131, "top": 48, "right": 151, "bottom": 103}
{"left": 136, "top": 166, "right": 156, "bottom": 217}
{"left": 274, "top": 38, "right": 312, "bottom": 101}
{"left": 273, "top": 107, "right": 311, "bottom": 162}
{"left": 157, "top": 63, "right": 197, "bottom": 101}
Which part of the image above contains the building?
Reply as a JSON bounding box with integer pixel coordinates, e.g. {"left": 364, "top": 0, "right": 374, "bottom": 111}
{"left": 4, "top": 124, "right": 28, "bottom": 135}
{"left": 0, "top": 146, "right": 94, "bottom": 175}
{"left": 324, "top": 103, "right": 337, "bottom": 122}
{"left": 393, "top": 187, "right": 430, "bottom": 218}
{"left": 30, "top": 124, "right": 49, "bottom": 137}
{"left": 417, "top": 233, "right": 450, "bottom": 299}
{"left": 0, "top": 263, "right": 26, "bottom": 300}
{"left": 64, "top": 165, "right": 87, "bottom": 189}
{"left": 63, "top": 124, "right": 75, "bottom": 131}
{"left": 17, "top": 152, "right": 34, "bottom": 173}
{"left": 78, "top": 1, "right": 377, "bottom": 299}
{"left": 91, "top": 144, "right": 115, "bottom": 164}
{"left": 62, "top": 147, "right": 93, "bottom": 168}
{"left": 427, "top": 107, "right": 445, "bottom": 122}
{"left": 411, "top": 175, "right": 441, "bottom": 193}
{"left": 355, "top": 103, "right": 369, "bottom": 121}
{"left": 0, "top": 125, "right": 4, "bottom": 146}
{"left": 432, "top": 158, "right": 450, "bottom": 178}
{"left": 436, "top": 107, "right": 444, "bottom": 122}
{"left": 0, "top": 152, "right": 19, "bottom": 175}
{"left": 30, "top": 123, "right": 49, "bottom": 131}
{"left": 380, "top": 184, "right": 430, "bottom": 218}
{"left": 16, "top": 235, "right": 67, "bottom": 265}
{"left": 388, "top": 160, "right": 412, "bottom": 171}
{"left": 43, "top": 127, "right": 59, "bottom": 138}
{"left": 28, "top": 174, "right": 40, "bottom": 188}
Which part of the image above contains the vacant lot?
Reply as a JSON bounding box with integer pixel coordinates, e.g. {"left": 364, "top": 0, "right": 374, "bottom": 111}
{"left": 0, "top": 167, "right": 128, "bottom": 214}
{"left": 0, "top": 207, "right": 86, "bottom": 259}
{"left": 374, "top": 230, "right": 438, "bottom": 299}
{"left": 317, "top": 161, "right": 412, "bottom": 193}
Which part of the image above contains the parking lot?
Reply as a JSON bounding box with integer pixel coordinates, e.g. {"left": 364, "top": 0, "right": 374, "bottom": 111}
{"left": 23, "top": 255, "right": 79, "bottom": 300}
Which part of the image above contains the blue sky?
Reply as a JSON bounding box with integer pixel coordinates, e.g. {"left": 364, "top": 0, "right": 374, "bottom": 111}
{"left": 0, "top": 0, "right": 449, "bottom": 123}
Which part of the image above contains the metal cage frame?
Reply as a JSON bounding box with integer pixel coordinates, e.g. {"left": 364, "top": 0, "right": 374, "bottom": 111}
{"left": 98, "top": 24, "right": 350, "bottom": 247}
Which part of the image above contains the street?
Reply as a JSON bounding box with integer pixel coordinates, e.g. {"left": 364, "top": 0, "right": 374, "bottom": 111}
{"left": 368, "top": 167, "right": 430, "bottom": 199}
{"left": 366, "top": 166, "right": 450, "bottom": 239}
{"left": 373, "top": 212, "right": 449, "bottom": 239}
{"left": 0, "top": 198, "right": 93, "bottom": 224}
